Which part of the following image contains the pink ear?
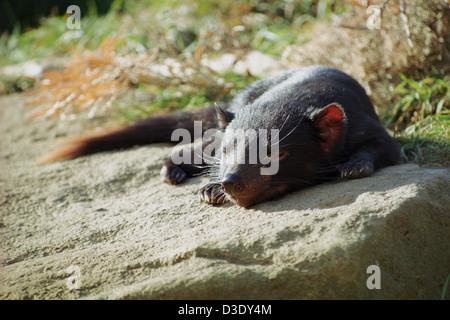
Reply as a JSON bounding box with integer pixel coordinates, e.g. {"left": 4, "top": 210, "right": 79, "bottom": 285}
{"left": 313, "top": 103, "right": 345, "bottom": 154}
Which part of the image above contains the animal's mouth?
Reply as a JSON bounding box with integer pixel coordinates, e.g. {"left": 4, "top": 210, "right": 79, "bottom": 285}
{"left": 220, "top": 170, "right": 292, "bottom": 208}
{"left": 220, "top": 178, "right": 262, "bottom": 208}
{"left": 224, "top": 182, "right": 291, "bottom": 209}
{"left": 221, "top": 173, "right": 268, "bottom": 208}
{"left": 223, "top": 184, "right": 269, "bottom": 208}
{"left": 227, "top": 194, "right": 261, "bottom": 209}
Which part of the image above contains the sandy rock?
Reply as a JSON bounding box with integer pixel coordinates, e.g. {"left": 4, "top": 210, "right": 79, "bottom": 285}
{"left": 0, "top": 93, "right": 449, "bottom": 300}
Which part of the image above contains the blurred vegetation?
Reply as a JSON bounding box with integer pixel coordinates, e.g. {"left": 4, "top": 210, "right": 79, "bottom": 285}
{"left": 0, "top": 0, "right": 448, "bottom": 166}
{"left": 0, "top": 0, "right": 351, "bottom": 66}
{"left": 4, "top": 0, "right": 347, "bottom": 119}
{"left": 0, "top": 0, "right": 123, "bottom": 66}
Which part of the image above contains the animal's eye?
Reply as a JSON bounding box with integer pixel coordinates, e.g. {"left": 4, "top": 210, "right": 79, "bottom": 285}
{"left": 266, "top": 150, "right": 289, "bottom": 162}
{"left": 278, "top": 151, "right": 289, "bottom": 161}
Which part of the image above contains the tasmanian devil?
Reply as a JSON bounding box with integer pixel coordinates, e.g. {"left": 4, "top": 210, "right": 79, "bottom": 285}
{"left": 38, "top": 65, "right": 400, "bottom": 208}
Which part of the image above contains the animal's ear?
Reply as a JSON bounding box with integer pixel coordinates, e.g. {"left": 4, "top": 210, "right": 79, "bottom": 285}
{"left": 215, "top": 104, "right": 235, "bottom": 129}
{"left": 312, "top": 103, "right": 346, "bottom": 154}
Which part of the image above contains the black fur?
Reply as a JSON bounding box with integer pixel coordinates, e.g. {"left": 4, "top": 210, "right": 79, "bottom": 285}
{"left": 164, "top": 66, "right": 400, "bottom": 208}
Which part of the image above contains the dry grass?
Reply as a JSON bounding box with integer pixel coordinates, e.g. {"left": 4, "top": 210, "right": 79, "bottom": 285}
{"left": 25, "top": 34, "right": 244, "bottom": 120}
{"left": 26, "top": 38, "right": 130, "bottom": 119}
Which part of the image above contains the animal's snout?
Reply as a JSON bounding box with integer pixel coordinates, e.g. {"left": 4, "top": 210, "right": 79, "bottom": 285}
{"left": 221, "top": 173, "right": 244, "bottom": 195}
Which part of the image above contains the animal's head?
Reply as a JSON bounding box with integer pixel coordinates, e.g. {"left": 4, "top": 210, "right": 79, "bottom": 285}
{"left": 213, "top": 103, "right": 346, "bottom": 208}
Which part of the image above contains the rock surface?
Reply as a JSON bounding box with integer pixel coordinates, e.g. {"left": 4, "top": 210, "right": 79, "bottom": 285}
{"left": 0, "top": 93, "right": 449, "bottom": 300}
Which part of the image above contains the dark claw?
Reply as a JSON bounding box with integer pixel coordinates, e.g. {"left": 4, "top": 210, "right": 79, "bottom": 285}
{"left": 160, "top": 164, "right": 187, "bottom": 185}
{"left": 338, "top": 160, "right": 374, "bottom": 179}
{"left": 198, "top": 183, "right": 228, "bottom": 205}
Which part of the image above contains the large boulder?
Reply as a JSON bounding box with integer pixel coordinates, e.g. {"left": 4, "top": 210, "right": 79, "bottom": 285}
{"left": 1, "top": 93, "right": 449, "bottom": 300}
{"left": 282, "top": 0, "right": 450, "bottom": 109}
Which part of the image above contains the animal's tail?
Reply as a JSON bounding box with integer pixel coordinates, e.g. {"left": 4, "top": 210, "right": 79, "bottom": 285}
{"left": 35, "top": 106, "right": 218, "bottom": 164}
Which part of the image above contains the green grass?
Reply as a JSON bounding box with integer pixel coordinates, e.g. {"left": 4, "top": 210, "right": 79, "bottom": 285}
{"left": 0, "top": 2, "right": 125, "bottom": 66}
{"left": 115, "top": 72, "right": 260, "bottom": 122}
{"left": 384, "top": 73, "right": 450, "bottom": 130}
{"left": 395, "top": 112, "right": 449, "bottom": 166}
{"left": 382, "top": 72, "right": 449, "bottom": 166}
{"left": 442, "top": 273, "right": 450, "bottom": 300}
{"left": 0, "top": 74, "right": 35, "bottom": 93}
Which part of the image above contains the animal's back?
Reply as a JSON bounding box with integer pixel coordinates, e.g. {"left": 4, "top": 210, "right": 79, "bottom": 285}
{"left": 229, "top": 66, "right": 379, "bottom": 126}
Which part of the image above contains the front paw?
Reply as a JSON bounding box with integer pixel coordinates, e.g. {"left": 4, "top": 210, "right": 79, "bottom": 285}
{"left": 198, "top": 183, "right": 228, "bottom": 205}
{"left": 338, "top": 160, "right": 374, "bottom": 179}
{"left": 160, "top": 163, "right": 187, "bottom": 185}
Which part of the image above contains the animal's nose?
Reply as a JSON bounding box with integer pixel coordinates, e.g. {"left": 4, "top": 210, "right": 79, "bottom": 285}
{"left": 221, "top": 173, "right": 244, "bottom": 195}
